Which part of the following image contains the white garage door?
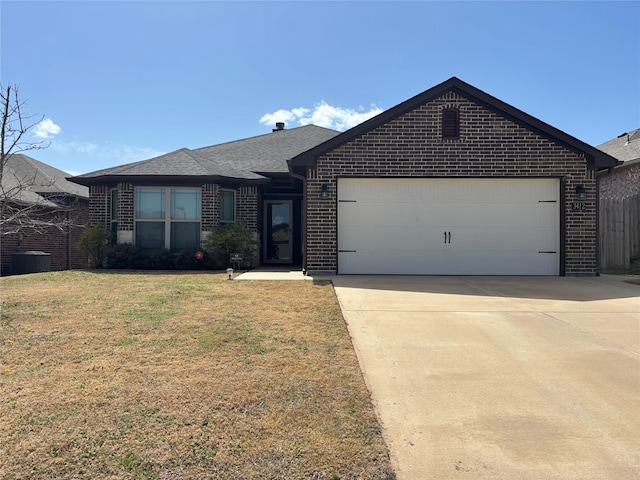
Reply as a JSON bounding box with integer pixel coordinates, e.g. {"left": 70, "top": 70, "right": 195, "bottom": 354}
{"left": 338, "top": 178, "right": 559, "bottom": 275}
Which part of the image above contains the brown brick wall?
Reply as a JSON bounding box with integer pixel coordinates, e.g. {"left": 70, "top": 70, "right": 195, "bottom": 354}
{"left": 89, "top": 185, "right": 110, "bottom": 226}
{"left": 237, "top": 186, "right": 258, "bottom": 230}
{"left": 599, "top": 163, "right": 640, "bottom": 200}
{"left": 306, "top": 91, "right": 597, "bottom": 275}
{"left": 202, "top": 184, "right": 219, "bottom": 230}
{"left": 1, "top": 200, "right": 89, "bottom": 275}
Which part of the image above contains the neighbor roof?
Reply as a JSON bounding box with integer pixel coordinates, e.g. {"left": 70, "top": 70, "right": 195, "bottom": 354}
{"left": 70, "top": 125, "right": 340, "bottom": 186}
{"left": 1, "top": 154, "right": 88, "bottom": 207}
{"left": 289, "top": 77, "right": 620, "bottom": 172}
{"left": 597, "top": 128, "right": 640, "bottom": 164}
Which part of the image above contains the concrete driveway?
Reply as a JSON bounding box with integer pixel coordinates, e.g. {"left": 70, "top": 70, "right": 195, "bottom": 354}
{"left": 331, "top": 275, "right": 640, "bottom": 480}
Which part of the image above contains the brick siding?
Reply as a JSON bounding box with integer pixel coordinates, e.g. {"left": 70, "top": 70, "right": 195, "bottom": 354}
{"left": 599, "top": 163, "right": 640, "bottom": 200}
{"left": 1, "top": 200, "right": 89, "bottom": 275}
{"left": 305, "top": 91, "right": 597, "bottom": 276}
{"left": 237, "top": 186, "right": 258, "bottom": 230}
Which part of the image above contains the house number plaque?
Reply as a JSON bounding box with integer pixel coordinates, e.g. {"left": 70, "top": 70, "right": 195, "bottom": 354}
{"left": 572, "top": 202, "right": 586, "bottom": 211}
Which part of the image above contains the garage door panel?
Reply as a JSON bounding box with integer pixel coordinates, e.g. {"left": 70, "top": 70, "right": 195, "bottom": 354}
{"left": 339, "top": 251, "right": 558, "bottom": 275}
{"left": 340, "top": 201, "right": 558, "bottom": 228}
{"left": 338, "top": 178, "right": 559, "bottom": 275}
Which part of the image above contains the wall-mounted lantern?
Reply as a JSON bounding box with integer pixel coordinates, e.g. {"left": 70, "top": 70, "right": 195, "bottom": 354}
{"left": 575, "top": 185, "right": 587, "bottom": 201}
{"left": 321, "top": 184, "right": 329, "bottom": 200}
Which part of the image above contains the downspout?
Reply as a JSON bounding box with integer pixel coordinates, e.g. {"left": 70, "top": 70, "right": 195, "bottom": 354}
{"left": 289, "top": 169, "right": 308, "bottom": 274}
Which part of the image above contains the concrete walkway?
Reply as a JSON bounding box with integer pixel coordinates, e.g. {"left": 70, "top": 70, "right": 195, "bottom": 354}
{"left": 332, "top": 275, "right": 640, "bottom": 480}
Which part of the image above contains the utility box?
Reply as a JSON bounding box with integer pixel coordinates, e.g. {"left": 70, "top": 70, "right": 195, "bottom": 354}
{"left": 11, "top": 251, "right": 52, "bottom": 275}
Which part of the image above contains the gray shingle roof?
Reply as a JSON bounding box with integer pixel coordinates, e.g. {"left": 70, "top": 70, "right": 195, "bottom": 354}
{"left": 71, "top": 125, "right": 340, "bottom": 185}
{"left": 597, "top": 128, "right": 640, "bottom": 163}
{"left": 1, "top": 154, "right": 89, "bottom": 207}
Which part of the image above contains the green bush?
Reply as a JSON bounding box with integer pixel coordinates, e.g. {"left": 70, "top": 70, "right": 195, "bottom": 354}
{"left": 133, "top": 249, "right": 176, "bottom": 270}
{"left": 76, "top": 224, "right": 111, "bottom": 268}
{"left": 205, "top": 222, "right": 258, "bottom": 268}
{"left": 175, "top": 248, "right": 217, "bottom": 270}
{"left": 105, "top": 243, "right": 141, "bottom": 269}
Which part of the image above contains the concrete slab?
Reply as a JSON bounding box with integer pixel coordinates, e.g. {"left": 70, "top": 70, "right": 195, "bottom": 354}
{"left": 234, "top": 267, "right": 325, "bottom": 281}
{"left": 332, "top": 276, "right": 640, "bottom": 480}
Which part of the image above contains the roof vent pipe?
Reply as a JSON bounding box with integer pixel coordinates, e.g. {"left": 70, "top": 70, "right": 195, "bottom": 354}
{"left": 273, "top": 122, "right": 285, "bottom": 132}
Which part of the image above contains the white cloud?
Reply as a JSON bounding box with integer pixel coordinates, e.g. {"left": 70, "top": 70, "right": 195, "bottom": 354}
{"left": 260, "top": 102, "right": 382, "bottom": 131}
{"left": 52, "top": 141, "right": 99, "bottom": 154}
{"left": 33, "top": 118, "right": 61, "bottom": 139}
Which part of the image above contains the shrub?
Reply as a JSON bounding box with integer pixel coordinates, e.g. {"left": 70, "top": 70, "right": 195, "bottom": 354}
{"left": 205, "top": 222, "right": 258, "bottom": 268}
{"left": 133, "top": 249, "right": 175, "bottom": 270}
{"left": 175, "top": 248, "right": 217, "bottom": 270}
{"left": 76, "top": 224, "right": 111, "bottom": 268}
{"left": 105, "top": 243, "right": 140, "bottom": 269}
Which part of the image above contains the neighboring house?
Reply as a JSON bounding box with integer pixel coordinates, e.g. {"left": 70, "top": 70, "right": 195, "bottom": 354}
{"left": 289, "top": 77, "right": 618, "bottom": 276}
{"left": 72, "top": 77, "right": 619, "bottom": 276}
{"left": 69, "top": 125, "right": 341, "bottom": 266}
{"left": 0, "top": 154, "right": 89, "bottom": 275}
{"left": 597, "top": 128, "right": 640, "bottom": 200}
{"left": 596, "top": 128, "right": 640, "bottom": 271}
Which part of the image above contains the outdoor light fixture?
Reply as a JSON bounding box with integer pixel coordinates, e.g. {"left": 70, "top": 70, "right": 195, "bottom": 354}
{"left": 575, "top": 185, "right": 587, "bottom": 201}
{"left": 226, "top": 267, "right": 234, "bottom": 280}
{"left": 321, "top": 184, "right": 329, "bottom": 200}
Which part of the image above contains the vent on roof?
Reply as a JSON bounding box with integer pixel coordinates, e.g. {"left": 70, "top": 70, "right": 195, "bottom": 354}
{"left": 442, "top": 109, "right": 459, "bottom": 139}
{"left": 273, "top": 122, "right": 285, "bottom": 132}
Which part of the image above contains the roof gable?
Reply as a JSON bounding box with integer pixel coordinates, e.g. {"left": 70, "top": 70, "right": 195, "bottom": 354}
{"left": 289, "top": 77, "right": 620, "bottom": 171}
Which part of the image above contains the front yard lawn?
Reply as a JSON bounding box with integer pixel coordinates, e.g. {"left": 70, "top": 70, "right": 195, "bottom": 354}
{"left": 0, "top": 271, "right": 394, "bottom": 479}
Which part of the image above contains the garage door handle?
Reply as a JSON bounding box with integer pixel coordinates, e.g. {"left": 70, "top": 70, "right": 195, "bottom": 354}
{"left": 444, "top": 231, "right": 451, "bottom": 244}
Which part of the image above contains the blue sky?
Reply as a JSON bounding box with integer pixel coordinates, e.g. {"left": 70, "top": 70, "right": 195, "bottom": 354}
{"left": 1, "top": 1, "right": 639, "bottom": 176}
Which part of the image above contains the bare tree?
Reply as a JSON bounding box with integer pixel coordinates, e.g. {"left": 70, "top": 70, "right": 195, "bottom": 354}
{"left": 1, "top": 84, "right": 80, "bottom": 235}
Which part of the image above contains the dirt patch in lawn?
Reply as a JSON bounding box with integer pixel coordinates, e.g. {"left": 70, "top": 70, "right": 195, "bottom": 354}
{"left": 0, "top": 271, "right": 394, "bottom": 479}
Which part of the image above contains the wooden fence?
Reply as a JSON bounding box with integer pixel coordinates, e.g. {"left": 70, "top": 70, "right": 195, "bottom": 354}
{"left": 598, "top": 194, "right": 640, "bottom": 271}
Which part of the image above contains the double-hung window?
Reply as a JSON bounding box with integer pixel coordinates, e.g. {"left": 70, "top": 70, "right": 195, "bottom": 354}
{"left": 135, "top": 187, "right": 201, "bottom": 252}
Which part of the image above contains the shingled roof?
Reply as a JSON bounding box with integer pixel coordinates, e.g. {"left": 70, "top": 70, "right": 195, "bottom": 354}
{"left": 70, "top": 125, "right": 340, "bottom": 186}
{"left": 597, "top": 128, "right": 640, "bottom": 164}
{"left": 1, "top": 154, "right": 88, "bottom": 208}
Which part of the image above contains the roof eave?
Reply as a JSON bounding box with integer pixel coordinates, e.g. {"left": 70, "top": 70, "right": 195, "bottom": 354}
{"left": 67, "top": 174, "right": 271, "bottom": 187}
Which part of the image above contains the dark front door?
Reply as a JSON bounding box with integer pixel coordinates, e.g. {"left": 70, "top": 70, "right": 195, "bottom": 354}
{"left": 264, "top": 200, "right": 292, "bottom": 263}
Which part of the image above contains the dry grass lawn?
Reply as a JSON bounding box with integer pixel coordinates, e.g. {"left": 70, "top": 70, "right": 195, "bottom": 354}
{"left": 0, "top": 271, "right": 394, "bottom": 479}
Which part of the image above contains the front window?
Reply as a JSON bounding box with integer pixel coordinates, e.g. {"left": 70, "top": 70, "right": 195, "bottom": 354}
{"left": 220, "top": 189, "right": 236, "bottom": 223}
{"left": 110, "top": 189, "right": 118, "bottom": 244}
{"left": 135, "top": 187, "right": 201, "bottom": 252}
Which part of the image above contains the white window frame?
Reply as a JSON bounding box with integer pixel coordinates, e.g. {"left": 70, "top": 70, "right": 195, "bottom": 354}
{"left": 219, "top": 188, "right": 236, "bottom": 223}
{"left": 134, "top": 187, "right": 201, "bottom": 251}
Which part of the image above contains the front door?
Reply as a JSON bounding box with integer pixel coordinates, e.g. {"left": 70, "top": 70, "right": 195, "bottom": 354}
{"left": 264, "top": 200, "right": 293, "bottom": 263}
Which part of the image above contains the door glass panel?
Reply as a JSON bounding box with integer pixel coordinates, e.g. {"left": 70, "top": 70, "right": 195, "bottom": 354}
{"left": 266, "top": 202, "right": 291, "bottom": 262}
